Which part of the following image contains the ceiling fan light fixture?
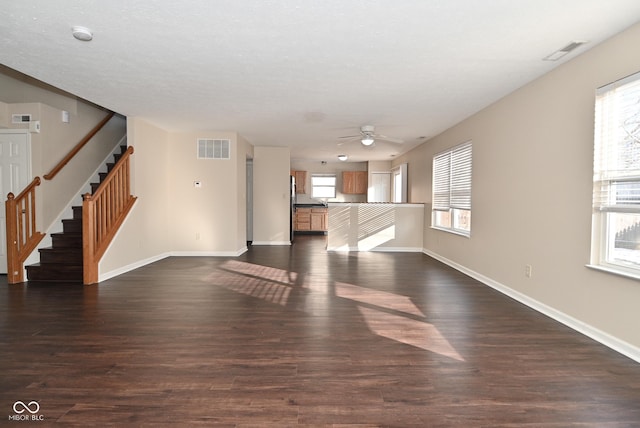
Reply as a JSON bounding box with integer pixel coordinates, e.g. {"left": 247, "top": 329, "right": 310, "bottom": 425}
{"left": 361, "top": 136, "right": 374, "bottom": 146}
{"left": 337, "top": 154, "right": 348, "bottom": 161}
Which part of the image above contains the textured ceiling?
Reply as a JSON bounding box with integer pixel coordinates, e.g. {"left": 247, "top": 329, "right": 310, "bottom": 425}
{"left": 1, "top": 1, "right": 640, "bottom": 162}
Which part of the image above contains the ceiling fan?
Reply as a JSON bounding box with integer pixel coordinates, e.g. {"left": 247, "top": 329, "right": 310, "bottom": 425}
{"left": 338, "top": 125, "right": 403, "bottom": 147}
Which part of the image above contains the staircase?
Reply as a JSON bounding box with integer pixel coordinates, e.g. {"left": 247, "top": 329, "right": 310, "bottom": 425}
{"left": 25, "top": 145, "right": 129, "bottom": 283}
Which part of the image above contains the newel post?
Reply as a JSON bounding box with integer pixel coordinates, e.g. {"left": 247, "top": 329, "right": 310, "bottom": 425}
{"left": 5, "top": 192, "right": 22, "bottom": 283}
{"left": 82, "top": 193, "right": 98, "bottom": 285}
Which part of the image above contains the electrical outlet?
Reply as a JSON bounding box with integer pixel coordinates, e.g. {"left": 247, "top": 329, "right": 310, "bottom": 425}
{"left": 525, "top": 264, "right": 532, "bottom": 278}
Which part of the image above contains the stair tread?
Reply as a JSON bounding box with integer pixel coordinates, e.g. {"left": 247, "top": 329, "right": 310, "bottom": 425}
{"left": 27, "top": 262, "right": 81, "bottom": 266}
{"left": 39, "top": 246, "right": 82, "bottom": 252}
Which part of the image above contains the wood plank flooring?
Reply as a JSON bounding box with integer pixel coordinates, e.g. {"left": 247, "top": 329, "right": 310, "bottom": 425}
{"left": 1, "top": 235, "right": 640, "bottom": 426}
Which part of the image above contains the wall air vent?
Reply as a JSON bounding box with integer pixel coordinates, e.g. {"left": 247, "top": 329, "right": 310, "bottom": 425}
{"left": 197, "top": 138, "right": 230, "bottom": 159}
{"left": 12, "top": 114, "right": 32, "bottom": 123}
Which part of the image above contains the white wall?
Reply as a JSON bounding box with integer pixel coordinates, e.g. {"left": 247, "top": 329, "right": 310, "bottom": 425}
{"left": 100, "top": 118, "right": 172, "bottom": 276}
{"left": 101, "top": 120, "right": 251, "bottom": 278}
{"left": 253, "top": 146, "right": 291, "bottom": 245}
{"left": 167, "top": 130, "right": 243, "bottom": 255}
{"left": 0, "top": 101, "right": 8, "bottom": 127}
{"left": 0, "top": 69, "right": 126, "bottom": 232}
{"left": 0, "top": 65, "right": 79, "bottom": 115}
{"left": 395, "top": 22, "right": 640, "bottom": 357}
{"left": 327, "top": 203, "right": 424, "bottom": 251}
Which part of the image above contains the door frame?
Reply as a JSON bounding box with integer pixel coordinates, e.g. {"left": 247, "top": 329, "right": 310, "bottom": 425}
{"left": 0, "top": 129, "right": 33, "bottom": 274}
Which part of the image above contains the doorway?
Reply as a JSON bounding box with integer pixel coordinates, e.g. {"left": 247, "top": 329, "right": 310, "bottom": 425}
{"left": 392, "top": 163, "right": 408, "bottom": 203}
{"left": 0, "top": 129, "right": 32, "bottom": 273}
{"left": 246, "top": 158, "right": 253, "bottom": 244}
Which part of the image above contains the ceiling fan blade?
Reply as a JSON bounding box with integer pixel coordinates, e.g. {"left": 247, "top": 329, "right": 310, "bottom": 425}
{"left": 376, "top": 134, "right": 404, "bottom": 144}
{"left": 337, "top": 139, "right": 358, "bottom": 146}
{"left": 338, "top": 134, "right": 362, "bottom": 139}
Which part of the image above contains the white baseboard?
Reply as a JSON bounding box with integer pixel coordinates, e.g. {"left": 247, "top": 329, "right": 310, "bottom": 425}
{"left": 367, "top": 246, "right": 423, "bottom": 252}
{"left": 99, "top": 252, "right": 170, "bottom": 282}
{"left": 422, "top": 248, "right": 640, "bottom": 364}
{"left": 98, "top": 247, "right": 248, "bottom": 282}
{"left": 327, "top": 246, "right": 422, "bottom": 252}
{"left": 251, "top": 241, "right": 292, "bottom": 246}
{"left": 171, "top": 248, "right": 248, "bottom": 257}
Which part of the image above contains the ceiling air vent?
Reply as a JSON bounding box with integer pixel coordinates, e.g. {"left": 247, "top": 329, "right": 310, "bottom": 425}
{"left": 543, "top": 41, "right": 587, "bottom": 61}
{"left": 12, "top": 114, "right": 32, "bottom": 123}
{"left": 197, "top": 138, "right": 230, "bottom": 159}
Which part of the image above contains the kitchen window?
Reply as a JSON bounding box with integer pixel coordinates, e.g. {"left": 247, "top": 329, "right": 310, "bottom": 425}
{"left": 590, "top": 71, "right": 640, "bottom": 278}
{"left": 311, "top": 174, "right": 336, "bottom": 198}
{"left": 432, "top": 141, "right": 472, "bottom": 236}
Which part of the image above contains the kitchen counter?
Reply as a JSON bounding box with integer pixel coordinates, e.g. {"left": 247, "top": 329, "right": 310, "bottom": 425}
{"left": 326, "top": 202, "right": 424, "bottom": 251}
{"left": 294, "top": 203, "right": 327, "bottom": 208}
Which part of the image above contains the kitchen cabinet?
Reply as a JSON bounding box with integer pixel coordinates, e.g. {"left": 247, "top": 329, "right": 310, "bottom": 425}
{"left": 342, "top": 171, "right": 367, "bottom": 194}
{"left": 310, "top": 210, "right": 326, "bottom": 231}
{"left": 294, "top": 207, "right": 327, "bottom": 232}
{"left": 295, "top": 208, "right": 311, "bottom": 231}
{"left": 291, "top": 170, "right": 307, "bottom": 194}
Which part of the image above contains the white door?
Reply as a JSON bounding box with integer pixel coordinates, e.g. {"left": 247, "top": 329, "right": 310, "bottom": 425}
{"left": 369, "top": 172, "right": 391, "bottom": 202}
{"left": 0, "top": 130, "right": 32, "bottom": 273}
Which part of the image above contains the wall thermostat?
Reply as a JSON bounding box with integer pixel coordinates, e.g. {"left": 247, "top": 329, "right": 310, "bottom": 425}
{"left": 29, "top": 121, "right": 41, "bottom": 133}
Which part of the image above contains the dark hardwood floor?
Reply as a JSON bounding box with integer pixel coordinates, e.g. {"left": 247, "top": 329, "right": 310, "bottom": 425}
{"left": 1, "top": 235, "right": 640, "bottom": 426}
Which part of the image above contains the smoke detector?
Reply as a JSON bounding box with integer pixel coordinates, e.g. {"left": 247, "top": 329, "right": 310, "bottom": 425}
{"left": 72, "top": 26, "right": 93, "bottom": 41}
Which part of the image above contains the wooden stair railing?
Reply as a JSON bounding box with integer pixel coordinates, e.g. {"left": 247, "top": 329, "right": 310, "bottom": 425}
{"left": 44, "top": 111, "right": 115, "bottom": 180}
{"left": 5, "top": 177, "right": 46, "bottom": 283}
{"left": 82, "top": 146, "right": 136, "bottom": 285}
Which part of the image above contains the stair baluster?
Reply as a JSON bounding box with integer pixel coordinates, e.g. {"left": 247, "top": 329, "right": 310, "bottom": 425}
{"left": 25, "top": 145, "right": 135, "bottom": 283}
{"left": 83, "top": 146, "right": 136, "bottom": 284}
{"left": 5, "top": 177, "right": 45, "bottom": 283}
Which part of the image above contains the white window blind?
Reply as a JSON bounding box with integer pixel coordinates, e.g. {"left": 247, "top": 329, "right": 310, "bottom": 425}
{"left": 591, "top": 71, "right": 640, "bottom": 275}
{"left": 594, "top": 73, "right": 640, "bottom": 208}
{"left": 433, "top": 152, "right": 451, "bottom": 210}
{"left": 432, "top": 142, "right": 472, "bottom": 235}
{"left": 433, "top": 142, "right": 472, "bottom": 211}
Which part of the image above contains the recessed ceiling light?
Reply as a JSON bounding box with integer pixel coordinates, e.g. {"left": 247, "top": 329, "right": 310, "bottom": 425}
{"left": 337, "top": 154, "right": 348, "bottom": 161}
{"left": 72, "top": 26, "right": 93, "bottom": 42}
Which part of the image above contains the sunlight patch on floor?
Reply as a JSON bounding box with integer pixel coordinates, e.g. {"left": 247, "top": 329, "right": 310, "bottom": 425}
{"left": 358, "top": 306, "right": 464, "bottom": 362}
{"left": 221, "top": 260, "right": 298, "bottom": 285}
{"left": 204, "top": 261, "right": 296, "bottom": 306}
{"left": 335, "top": 281, "right": 425, "bottom": 317}
{"left": 208, "top": 260, "right": 461, "bottom": 358}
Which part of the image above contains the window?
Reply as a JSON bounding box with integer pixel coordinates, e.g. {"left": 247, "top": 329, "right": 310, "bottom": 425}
{"left": 432, "top": 142, "right": 472, "bottom": 236}
{"left": 591, "top": 71, "right": 640, "bottom": 277}
{"left": 311, "top": 174, "right": 336, "bottom": 198}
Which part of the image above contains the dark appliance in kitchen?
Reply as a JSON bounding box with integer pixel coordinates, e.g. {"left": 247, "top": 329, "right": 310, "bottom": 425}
{"left": 290, "top": 174, "right": 296, "bottom": 243}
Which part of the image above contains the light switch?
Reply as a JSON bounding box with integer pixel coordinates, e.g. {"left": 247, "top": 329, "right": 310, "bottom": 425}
{"left": 61, "top": 110, "right": 70, "bottom": 123}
